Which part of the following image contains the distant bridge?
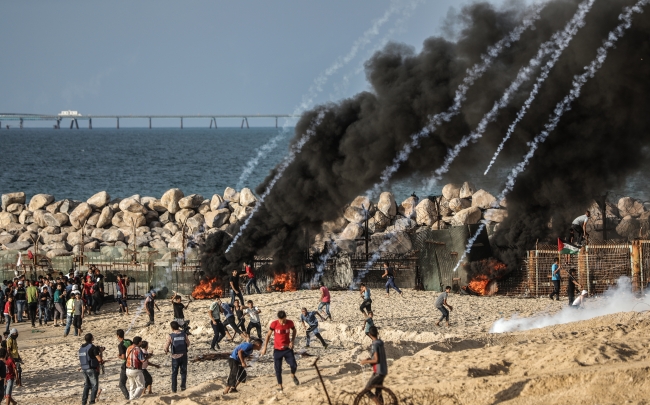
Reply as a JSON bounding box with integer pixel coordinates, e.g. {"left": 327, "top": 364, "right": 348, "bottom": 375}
{"left": 0, "top": 113, "right": 301, "bottom": 129}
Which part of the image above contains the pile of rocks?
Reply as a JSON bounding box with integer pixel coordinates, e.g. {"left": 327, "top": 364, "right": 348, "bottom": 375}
{"left": 315, "top": 182, "right": 508, "bottom": 255}
{"left": 0, "top": 187, "right": 257, "bottom": 258}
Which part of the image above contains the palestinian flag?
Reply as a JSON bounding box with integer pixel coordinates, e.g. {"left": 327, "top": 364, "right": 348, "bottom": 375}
{"left": 558, "top": 238, "right": 580, "bottom": 255}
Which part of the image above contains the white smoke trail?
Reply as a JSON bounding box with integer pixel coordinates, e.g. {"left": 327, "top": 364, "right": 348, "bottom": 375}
{"left": 350, "top": 232, "right": 397, "bottom": 289}
{"left": 497, "top": 0, "right": 649, "bottom": 203}
{"left": 451, "top": 223, "right": 486, "bottom": 273}
{"left": 448, "top": 0, "right": 647, "bottom": 290}
{"left": 236, "top": 0, "right": 407, "bottom": 189}
{"left": 125, "top": 299, "right": 146, "bottom": 335}
{"left": 226, "top": 111, "right": 326, "bottom": 253}
{"left": 331, "top": 0, "right": 424, "bottom": 100}
{"left": 490, "top": 276, "right": 645, "bottom": 333}
{"left": 424, "top": 0, "right": 596, "bottom": 189}
{"left": 309, "top": 239, "right": 340, "bottom": 286}
{"left": 365, "top": 5, "right": 543, "bottom": 199}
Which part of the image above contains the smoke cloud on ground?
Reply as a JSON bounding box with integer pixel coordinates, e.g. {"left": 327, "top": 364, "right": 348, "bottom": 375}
{"left": 490, "top": 277, "right": 648, "bottom": 333}
{"left": 203, "top": 0, "right": 650, "bottom": 278}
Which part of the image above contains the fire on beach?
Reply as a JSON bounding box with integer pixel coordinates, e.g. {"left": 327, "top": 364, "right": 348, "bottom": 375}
{"left": 463, "top": 258, "right": 508, "bottom": 296}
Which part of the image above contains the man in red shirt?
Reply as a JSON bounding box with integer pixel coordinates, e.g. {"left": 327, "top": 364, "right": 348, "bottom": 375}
{"left": 244, "top": 262, "right": 261, "bottom": 295}
{"left": 4, "top": 347, "right": 17, "bottom": 405}
{"left": 317, "top": 281, "right": 331, "bottom": 320}
{"left": 261, "top": 310, "right": 298, "bottom": 392}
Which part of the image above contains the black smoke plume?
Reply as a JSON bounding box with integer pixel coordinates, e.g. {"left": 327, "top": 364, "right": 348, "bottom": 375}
{"left": 203, "top": 0, "right": 650, "bottom": 277}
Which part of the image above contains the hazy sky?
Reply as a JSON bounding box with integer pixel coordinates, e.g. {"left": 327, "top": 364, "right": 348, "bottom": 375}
{"left": 2, "top": 0, "right": 512, "bottom": 127}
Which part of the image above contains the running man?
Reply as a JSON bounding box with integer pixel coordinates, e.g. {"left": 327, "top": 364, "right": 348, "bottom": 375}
{"left": 223, "top": 338, "right": 263, "bottom": 395}
{"left": 359, "top": 326, "right": 388, "bottom": 401}
{"left": 261, "top": 310, "right": 299, "bottom": 392}
{"left": 244, "top": 262, "right": 261, "bottom": 295}
{"left": 359, "top": 284, "right": 372, "bottom": 317}
{"left": 299, "top": 308, "right": 327, "bottom": 349}
{"left": 363, "top": 311, "right": 374, "bottom": 339}
{"left": 550, "top": 258, "right": 561, "bottom": 301}
{"left": 435, "top": 286, "right": 453, "bottom": 327}
{"left": 244, "top": 300, "right": 262, "bottom": 339}
{"left": 218, "top": 298, "right": 246, "bottom": 340}
{"left": 381, "top": 261, "right": 403, "bottom": 297}
{"left": 317, "top": 281, "right": 331, "bottom": 320}
{"left": 209, "top": 296, "right": 232, "bottom": 350}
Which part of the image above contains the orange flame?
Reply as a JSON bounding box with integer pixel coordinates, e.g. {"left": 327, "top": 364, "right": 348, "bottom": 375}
{"left": 268, "top": 272, "right": 297, "bottom": 292}
{"left": 192, "top": 277, "right": 223, "bottom": 299}
{"left": 467, "top": 259, "right": 507, "bottom": 296}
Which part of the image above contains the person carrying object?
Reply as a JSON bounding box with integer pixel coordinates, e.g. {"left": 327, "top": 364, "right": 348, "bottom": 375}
{"left": 223, "top": 338, "right": 263, "bottom": 395}
{"left": 549, "top": 258, "right": 562, "bottom": 301}
{"left": 243, "top": 300, "right": 262, "bottom": 339}
{"left": 566, "top": 268, "right": 582, "bottom": 307}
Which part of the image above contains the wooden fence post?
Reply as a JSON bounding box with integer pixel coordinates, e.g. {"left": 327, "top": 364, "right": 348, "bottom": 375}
{"left": 632, "top": 240, "right": 641, "bottom": 292}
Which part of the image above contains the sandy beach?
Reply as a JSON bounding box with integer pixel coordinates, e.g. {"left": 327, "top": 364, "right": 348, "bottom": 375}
{"left": 13, "top": 288, "right": 650, "bottom": 405}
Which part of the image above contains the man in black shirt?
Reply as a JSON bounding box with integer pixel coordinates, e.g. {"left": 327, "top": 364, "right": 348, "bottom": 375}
{"left": 381, "top": 262, "right": 403, "bottom": 297}
{"left": 229, "top": 269, "right": 245, "bottom": 306}
{"left": 566, "top": 268, "right": 582, "bottom": 307}
{"left": 116, "top": 329, "right": 131, "bottom": 400}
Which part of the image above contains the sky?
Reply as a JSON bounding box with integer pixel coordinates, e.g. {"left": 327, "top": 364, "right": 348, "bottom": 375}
{"left": 2, "top": 0, "right": 514, "bottom": 127}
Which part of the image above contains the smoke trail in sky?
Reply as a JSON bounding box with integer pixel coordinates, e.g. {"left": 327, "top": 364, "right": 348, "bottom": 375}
{"left": 236, "top": 0, "right": 407, "bottom": 189}
{"left": 450, "top": 0, "right": 647, "bottom": 279}
{"left": 309, "top": 238, "right": 340, "bottom": 286}
{"left": 351, "top": 232, "right": 397, "bottom": 288}
{"left": 365, "top": 5, "right": 543, "bottom": 199}
{"left": 125, "top": 299, "right": 146, "bottom": 335}
{"left": 424, "top": 0, "right": 595, "bottom": 191}
{"left": 226, "top": 112, "right": 326, "bottom": 253}
{"left": 497, "top": 0, "right": 649, "bottom": 202}
{"left": 451, "top": 223, "right": 486, "bottom": 273}
{"left": 490, "top": 276, "right": 644, "bottom": 333}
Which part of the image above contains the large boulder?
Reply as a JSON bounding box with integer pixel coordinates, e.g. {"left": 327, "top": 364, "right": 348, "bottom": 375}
{"left": 28, "top": 194, "right": 54, "bottom": 211}
{"left": 69, "top": 203, "right": 93, "bottom": 229}
{"left": 159, "top": 211, "right": 173, "bottom": 224}
{"left": 5, "top": 223, "right": 26, "bottom": 235}
{"left": 471, "top": 190, "right": 497, "bottom": 209}
{"left": 123, "top": 211, "right": 147, "bottom": 228}
{"left": 322, "top": 217, "right": 348, "bottom": 234}
{"left": 616, "top": 217, "right": 640, "bottom": 240}
{"left": 350, "top": 196, "right": 372, "bottom": 211}
{"left": 102, "top": 229, "right": 124, "bottom": 243}
{"left": 164, "top": 222, "right": 180, "bottom": 235}
{"left": 145, "top": 210, "right": 159, "bottom": 224}
{"left": 371, "top": 211, "right": 390, "bottom": 233}
{"left": 415, "top": 199, "right": 438, "bottom": 226}
{"left": 617, "top": 197, "right": 646, "bottom": 218}
{"left": 161, "top": 188, "right": 184, "bottom": 214}
{"left": 239, "top": 188, "right": 258, "bottom": 207}
{"left": 32, "top": 210, "right": 48, "bottom": 227}
{"left": 4, "top": 241, "right": 31, "bottom": 250}
{"left": 148, "top": 199, "right": 167, "bottom": 213}
{"left": 18, "top": 210, "right": 33, "bottom": 225}
{"left": 150, "top": 239, "right": 168, "bottom": 250}
{"left": 179, "top": 194, "right": 204, "bottom": 210}
{"left": 87, "top": 191, "right": 111, "bottom": 209}
{"left": 197, "top": 201, "right": 211, "bottom": 216}
{"left": 389, "top": 217, "right": 417, "bottom": 232}
{"left": 111, "top": 211, "right": 126, "bottom": 228}
{"left": 18, "top": 231, "right": 36, "bottom": 242}
{"left": 442, "top": 184, "right": 461, "bottom": 200}
{"left": 41, "top": 241, "right": 70, "bottom": 252}
{"left": 483, "top": 209, "right": 508, "bottom": 223}
{"left": 41, "top": 232, "right": 68, "bottom": 244}
{"left": 343, "top": 205, "right": 366, "bottom": 224}
{"left": 459, "top": 182, "right": 476, "bottom": 199}
{"left": 96, "top": 207, "right": 114, "bottom": 229}
{"left": 174, "top": 208, "right": 195, "bottom": 224}
{"left": 0, "top": 212, "right": 17, "bottom": 228}
{"left": 45, "top": 201, "right": 64, "bottom": 214}
{"left": 338, "top": 223, "right": 363, "bottom": 241}
{"left": 377, "top": 192, "right": 397, "bottom": 217}
{"left": 46, "top": 249, "right": 72, "bottom": 259}
{"left": 449, "top": 198, "right": 471, "bottom": 213}
{"left": 59, "top": 199, "right": 80, "bottom": 215}
{"left": 451, "top": 207, "right": 482, "bottom": 226}
{"left": 1, "top": 192, "right": 25, "bottom": 211}
{"left": 6, "top": 204, "right": 24, "bottom": 216}
{"left": 210, "top": 194, "right": 226, "bottom": 211}
{"left": 43, "top": 212, "right": 68, "bottom": 227}
{"left": 398, "top": 196, "right": 419, "bottom": 219}
{"left": 68, "top": 231, "right": 86, "bottom": 246}
{"left": 118, "top": 198, "right": 147, "bottom": 214}
{"left": 186, "top": 214, "right": 205, "bottom": 231}
{"left": 223, "top": 187, "right": 240, "bottom": 204}
{"left": 0, "top": 233, "right": 15, "bottom": 245}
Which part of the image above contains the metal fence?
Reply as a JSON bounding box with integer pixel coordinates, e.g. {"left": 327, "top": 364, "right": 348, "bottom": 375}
{"left": 514, "top": 240, "right": 648, "bottom": 297}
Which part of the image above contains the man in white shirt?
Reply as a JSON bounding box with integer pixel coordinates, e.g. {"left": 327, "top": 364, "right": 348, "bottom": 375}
{"left": 571, "top": 211, "right": 591, "bottom": 245}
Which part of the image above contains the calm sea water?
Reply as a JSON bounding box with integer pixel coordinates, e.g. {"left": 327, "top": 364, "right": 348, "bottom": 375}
{"left": 0, "top": 127, "right": 647, "bottom": 204}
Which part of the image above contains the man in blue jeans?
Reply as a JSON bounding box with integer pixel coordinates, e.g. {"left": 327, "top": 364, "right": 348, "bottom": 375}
{"left": 434, "top": 286, "right": 453, "bottom": 327}
{"left": 79, "top": 333, "right": 104, "bottom": 405}
{"left": 381, "top": 262, "right": 403, "bottom": 297}
{"left": 164, "top": 321, "right": 190, "bottom": 393}
{"left": 229, "top": 269, "right": 245, "bottom": 306}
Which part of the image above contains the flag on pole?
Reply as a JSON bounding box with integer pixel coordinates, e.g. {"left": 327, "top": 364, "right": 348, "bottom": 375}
{"left": 558, "top": 238, "right": 580, "bottom": 255}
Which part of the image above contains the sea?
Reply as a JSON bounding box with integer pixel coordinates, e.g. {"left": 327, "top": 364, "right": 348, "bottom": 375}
{"left": 0, "top": 127, "right": 647, "bottom": 204}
